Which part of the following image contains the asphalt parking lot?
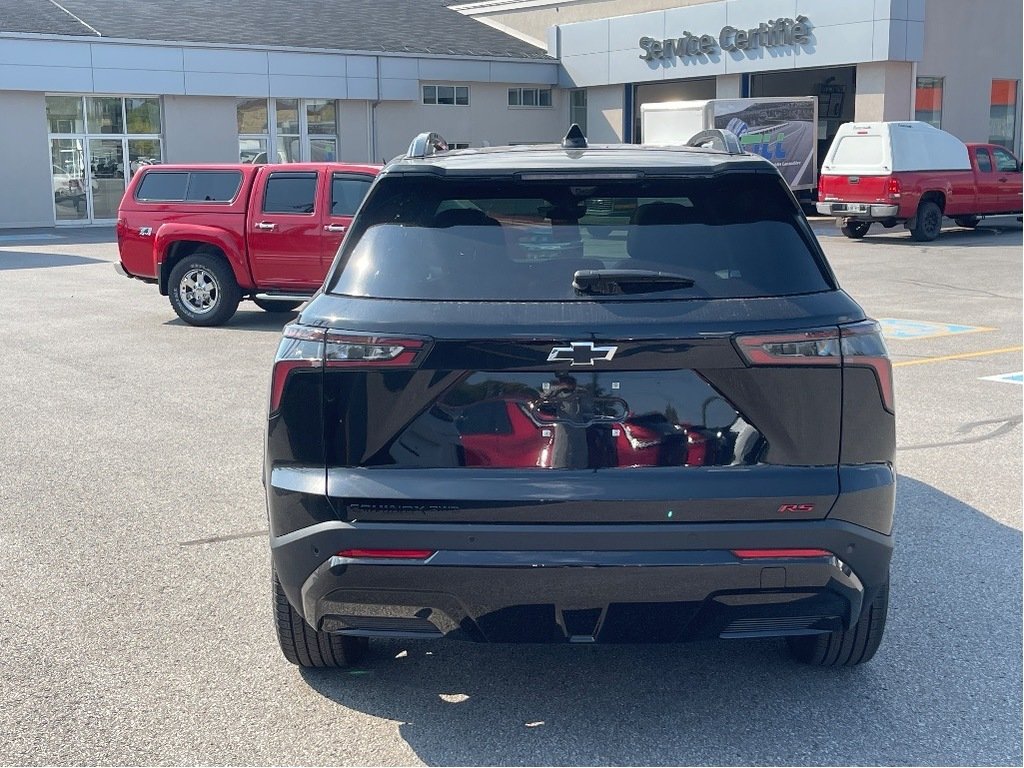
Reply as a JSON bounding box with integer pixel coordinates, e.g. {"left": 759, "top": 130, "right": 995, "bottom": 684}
{"left": 1, "top": 218, "right": 1021, "bottom": 766}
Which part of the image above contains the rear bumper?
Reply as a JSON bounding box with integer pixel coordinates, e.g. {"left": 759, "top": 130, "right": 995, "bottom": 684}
{"left": 270, "top": 518, "right": 892, "bottom": 644}
{"left": 817, "top": 202, "right": 900, "bottom": 219}
{"left": 114, "top": 261, "right": 157, "bottom": 284}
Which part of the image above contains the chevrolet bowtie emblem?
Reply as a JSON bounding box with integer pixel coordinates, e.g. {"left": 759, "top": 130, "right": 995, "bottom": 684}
{"left": 547, "top": 341, "right": 618, "bottom": 367}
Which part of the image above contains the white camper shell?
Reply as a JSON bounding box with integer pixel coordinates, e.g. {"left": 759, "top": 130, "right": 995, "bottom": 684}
{"left": 821, "top": 121, "right": 971, "bottom": 176}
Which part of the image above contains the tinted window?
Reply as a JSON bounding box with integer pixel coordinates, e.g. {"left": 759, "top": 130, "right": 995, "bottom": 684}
{"left": 263, "top": 173, "right": 317, "bottom": 214}
{"left": 992, "top": 147, "right": 1019, "bottom": 172}
{"left": 328, "top": 174, "right": 831, "bottom": 301}
{"left": 331, "top": 175, "right": 373, "bottom": 216}
{"left": 186, "top": 171, "right": 242, "bottom": 202}
{"left": 976, "top": 148, "right": 993, "bottom": 172}
{"left": 135, "top": 171, "right": 188, "bottom": 201}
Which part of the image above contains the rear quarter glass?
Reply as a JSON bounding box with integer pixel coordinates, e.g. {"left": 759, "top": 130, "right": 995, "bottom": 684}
{"left": 327, "top": 173, "right": 833, "bottom": 301}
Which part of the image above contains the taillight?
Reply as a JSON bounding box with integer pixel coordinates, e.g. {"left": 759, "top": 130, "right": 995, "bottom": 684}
{"left": 336, "top": 549, "right": 435, "bottom": 560}
{"left": 269, "top": 324, "right": 325, "bottom": 414}
{"left": 840, "top": 320, "right": 894, "bottom": 413}
{"left": 325, "top": 332, "right": 425, "bottom": 367}
{"left": 735, "top": 321, "right": 893, "bottom": 414}
{"left": 886, "top": 176, "right": 901, "bottom": 199}
{"left": 269, "top": 325, "right": 430, "bottom": 414}
{"left": 734, "top": 328, "right": 841, "bottom": 365}
{"left": 731, "top": 549, "right": 832, "bottom": 559}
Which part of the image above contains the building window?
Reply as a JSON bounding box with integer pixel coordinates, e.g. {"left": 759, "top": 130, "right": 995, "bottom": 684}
{"left": 569, "top": 89, "right": 587, "bottom": 134}
{"left": 989, "top": 80, "right": 1019, "bottom": 150}
{"left": 237, "top": 98, "right": 339, "bottom": 163}
{"left": 508, "top": 87, "right": 552, "bottom": 108}
{"left": 423, "top": 85, "right": 469, "bottom": 106}
{"left": 914, "top": 77, "right": 943, "bottom": 128}
{"left": 46, "top": 94, "right": 163, "bottom": 223}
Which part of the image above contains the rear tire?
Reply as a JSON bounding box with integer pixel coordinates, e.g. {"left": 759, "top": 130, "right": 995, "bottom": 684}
{"left": 273, "top": 570, "right": 368, "bottom": 668}
{"left": 954, "top": 215, "right": 980, "bottom": 229}
{"left": 910, "top": 201, "right": 943, "bottom": 241}
{"left": 168, "top": 249, "right": 241, "bottom": 326}
{"left": 840, "top": 220, "right": 872, "bottom": 239}
{"left": 253, "top": 298, "right": 304, "bottom": 313}
{"left": 786, "top": 577, "right": 889, "bottom": 667}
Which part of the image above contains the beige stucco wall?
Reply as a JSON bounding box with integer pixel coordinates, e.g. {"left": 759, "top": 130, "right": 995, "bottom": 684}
{"left": 917, "top": 0, "right": 1022, "bottom": 152}
{"left": 0, "top": 91, "right": 54, "bottom": 227}
{"left": 162, "top": 96, "right": 240, "bottom": 163}
{"left": 855, "top": 61, "right": 914, "bottom": 123}
{"left": 373, "top": 83, "right": 569, "bottom": 161}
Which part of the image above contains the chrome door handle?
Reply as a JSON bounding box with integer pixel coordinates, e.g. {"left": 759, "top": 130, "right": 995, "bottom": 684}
{"left": 324, "top": 224, "right": 347, "bottom": 233}
{"left": 255, "top": 221, "right": 277, "bottom": 230}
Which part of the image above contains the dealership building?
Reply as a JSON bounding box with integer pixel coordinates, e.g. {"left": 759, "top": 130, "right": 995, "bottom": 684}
{"left": 0, "top": 0, "right": 1020, "bottom": 227}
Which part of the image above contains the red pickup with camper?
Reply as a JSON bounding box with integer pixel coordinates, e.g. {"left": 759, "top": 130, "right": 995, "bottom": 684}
{"left": 816, "top": 121, "right": 1022, "bottom": 241}
{"left": 116, "top": 162, "right": 380, "bottom": 325}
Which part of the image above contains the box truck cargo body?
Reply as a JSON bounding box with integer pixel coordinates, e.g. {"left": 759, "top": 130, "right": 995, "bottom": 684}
{"left": 641, "top": 98, "right": 818, "bottom": 191}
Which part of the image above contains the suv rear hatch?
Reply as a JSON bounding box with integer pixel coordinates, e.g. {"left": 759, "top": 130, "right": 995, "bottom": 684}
{"left": 288, "top": 169, "right": 878, "bottom": 525}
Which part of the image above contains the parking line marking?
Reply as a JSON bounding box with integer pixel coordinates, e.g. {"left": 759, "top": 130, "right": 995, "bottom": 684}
{"left": 893, "top": 345, "right": 1024, "bottom": 368}
{"left": 878, "top": 318, "right": 995, "bottom": 340}
{"left": 980, "top": 371, "right": 1024, "bottom": 384}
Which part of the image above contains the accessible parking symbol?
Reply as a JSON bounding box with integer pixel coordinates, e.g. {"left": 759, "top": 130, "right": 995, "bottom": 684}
{"left": 878, "top": 318, "right": 994, "bottom": 340}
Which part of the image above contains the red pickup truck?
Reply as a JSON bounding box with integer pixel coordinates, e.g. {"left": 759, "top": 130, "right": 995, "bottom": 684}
{"left": 816, "top": 121, "right": 1022, "bottom": 241}
{"left": 116, "top": 162, "right": 380, "bottom": 325}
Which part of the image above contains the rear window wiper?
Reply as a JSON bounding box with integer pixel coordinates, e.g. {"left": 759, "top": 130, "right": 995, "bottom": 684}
{"left": 572, "top": 269, "right": 696, "bottom": 295}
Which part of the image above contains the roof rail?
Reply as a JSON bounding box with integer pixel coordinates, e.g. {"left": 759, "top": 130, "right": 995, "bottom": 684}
{"left": 406, "top": 132, "right": 449, "bottom": 159}
{"left": 686, "top": 129, "right": 745, "bottom": 155}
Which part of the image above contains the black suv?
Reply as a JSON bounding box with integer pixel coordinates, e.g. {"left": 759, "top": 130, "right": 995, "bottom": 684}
{"left": 265, "top": 128, "right": 894, "bottom": 669}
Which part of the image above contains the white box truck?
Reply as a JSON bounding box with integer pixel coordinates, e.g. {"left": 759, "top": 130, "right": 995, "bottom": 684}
{"left": 641, "top": 97, "right": 818, "bottom": 191}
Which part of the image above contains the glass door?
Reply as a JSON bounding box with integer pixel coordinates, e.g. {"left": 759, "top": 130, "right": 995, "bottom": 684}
{"left": 87, "top": 138, "right": 126, "bottom": 221}
{"left": 50, "top": 138, "right": 88, "bottom": 222}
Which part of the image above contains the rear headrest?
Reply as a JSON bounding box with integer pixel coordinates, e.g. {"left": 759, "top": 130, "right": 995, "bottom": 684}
{"left": 630, "top": 201, "right": 693, "bottom": 226}
{"left": 432, "top": 208, "right": 501, "bottom": 228}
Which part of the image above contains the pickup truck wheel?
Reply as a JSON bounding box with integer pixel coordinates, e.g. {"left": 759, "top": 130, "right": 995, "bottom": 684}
{"left": 273, "top": 570, "right": 368, "bottom": 668}
{"left": 253, "top": 298, "right": 304, "bottom": 313}
{"left": 840, "top": 220, "right": 871, "bottom": 239}
{"left": 954, "top": 215, "right": 980, "bottom": 229}
{"left": 910, "top": 201, "right": 943, "bottom": 242}
{"left": 786, "top": 577, "right": 888, "bottom": 667}
{"left": 168, "top": 251, "right": 241, "bottom": 327}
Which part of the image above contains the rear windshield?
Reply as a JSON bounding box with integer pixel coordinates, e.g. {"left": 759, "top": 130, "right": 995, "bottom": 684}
{"left": 327, "top": 173, "right": 831, "bottom": 301}
{"left": 831, "top": 135, "right": 884, "bottom": 167}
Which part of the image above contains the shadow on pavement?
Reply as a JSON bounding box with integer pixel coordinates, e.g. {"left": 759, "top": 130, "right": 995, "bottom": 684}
{"left": 813, "top": 219, "right": 1022, "bottom": 246}
{"left": 0, "top": 226, "right": 115, "bottom": 246}
{"left": 0, "top": 249, "right": 106, "bottom": 271}
{"left": 300, "top": 476, "right": 1022, "bottom": 766}
{"left": 162, "top": 306, "right": 298, "bottom": 332}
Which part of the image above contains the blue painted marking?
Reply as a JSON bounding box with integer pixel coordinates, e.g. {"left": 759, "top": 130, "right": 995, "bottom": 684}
{"left": 878, "top": 318, "right": 991, "bottom": 340}
{"left": 980, "top": 372, "right": 1023, "bottom": 385}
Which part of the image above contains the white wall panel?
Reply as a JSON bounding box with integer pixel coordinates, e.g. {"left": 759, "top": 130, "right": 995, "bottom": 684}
{"left": 184, "top": 71, "right": 269, "bottom": 97}
{"left": 608, "top": 12, "right": 664, "bottom": 52}
{"left": 0, "top": 64, "right": 93, "bottom": 92}
{"left": 797, "top": 0, "right": 873, "bottom": 27}
{"left": 92, "top": 68, "right": 185, "bottom": 94}
{"left": 90, "top": 44, "right": 183, "bottom": 71}
{"left": 560, "top": 52, "right": 609, "bottom": 87}
{"left": 183, "top": 48, "right": 267, "bottom": 74}
{"left": 560, "top": 19, "right": 609, "bottom": 57}
{"left": 269, "top": 74, "right": 347, "bottom": 98}
{"left": 663, "top": 4, "right": 728, "bottom": 36}
{"left": 874, "top": 0, "right": 909, "bottom": 20}
{"left": 379, "top": 57, "right": 417, "bottom": 79}
{"left": 0, "top": 39, "right": 91, "bottom": 67}
{"left": 489, "top": 61, "right": 557, "bottom": 84}
{"left": 269, "top": 51, "right": 344, "bottom": 77}
{"left": 346, "top": 56, "right": 377, "bottom": 78}
{"left": 726, "top": 0, "right": 797, "bottom": 26}
{"left": 346, "top": 77, "right": 378, "bottom": 100}
{"left": 418, "top": 59, "right": 490, "bottom": 82}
